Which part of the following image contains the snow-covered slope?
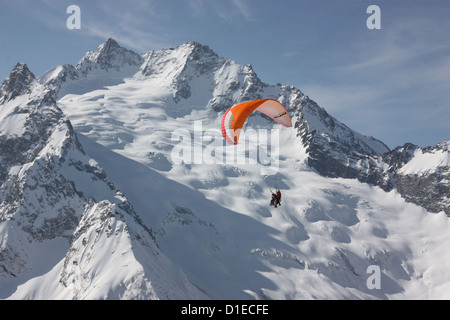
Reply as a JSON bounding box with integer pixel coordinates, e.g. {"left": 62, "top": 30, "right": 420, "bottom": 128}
{"left": 1, "top": 39, "right": 449, "bottom": 299}
{"left": 0, "top": 63, "right": 205, "bottom": 299}
{"left": 78, "top": 131, "right": 450, "bottom": 299}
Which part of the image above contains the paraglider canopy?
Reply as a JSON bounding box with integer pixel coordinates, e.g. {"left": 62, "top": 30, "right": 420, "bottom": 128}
{"left": 221, "top": 99, "right": 292, "bottom": 145}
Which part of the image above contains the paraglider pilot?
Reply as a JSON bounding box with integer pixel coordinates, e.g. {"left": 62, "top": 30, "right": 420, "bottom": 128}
{"left": 270, "top": 189, "right": 282, "bottom": 208}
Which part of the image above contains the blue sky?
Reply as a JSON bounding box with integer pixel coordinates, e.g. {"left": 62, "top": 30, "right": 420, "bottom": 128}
{"left": 0, "top": 0, "right": 449, "bottom": 148}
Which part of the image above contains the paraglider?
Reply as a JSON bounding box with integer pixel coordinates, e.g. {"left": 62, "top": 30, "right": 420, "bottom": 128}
{"left": 221, "top": 99, "right": 292, "bottom": 145}
{"left": 221, "top": 99, "right": 291, "bottom": 207}
{"left": 270, "top": 189, "right": 282, "bottom": 208}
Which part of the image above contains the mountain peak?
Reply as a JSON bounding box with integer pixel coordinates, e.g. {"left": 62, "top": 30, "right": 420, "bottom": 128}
{"left": 93, "top": 37, "right": 127, "bottom": 58}
{"left": 10, "top": 62, "right": 35, "bottom": 79}
{"left": 184, "top": 41, "right": 218, "bottom": 56}
{"left": 95, "top": 38, "right": 126, "bottom": 57}
{"left": 102, "top": 37, "right": 121, "bottom": 50}
{"left": 1, "top": 63, "right": 36, "bottom": 102}
{"left": 76, "top": 38, "right": 144, "bottom": 75}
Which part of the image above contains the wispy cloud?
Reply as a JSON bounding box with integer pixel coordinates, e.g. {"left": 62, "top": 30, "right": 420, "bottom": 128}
{"left": 187, "top": 0, "right": 208, "bottom": 17}
{"left": 5, "top": 0, "right": 171, "bottom": 53}
{"left": 186, "top": 0, "right": 254, "bottom": 22}
{"left": 76, "top": 0, "right": 257, "bottom": 51}
{"left": 77, "top": 1, "right": 172, "bottom": 52}
{"left": 6, "top": 0, "right": 66, "bottom": 30}
{"left": 231, "top": 0, "right": 254, "bottom": 21}
{"left": 82, "top": 19, "right": 169, "bottom": 53}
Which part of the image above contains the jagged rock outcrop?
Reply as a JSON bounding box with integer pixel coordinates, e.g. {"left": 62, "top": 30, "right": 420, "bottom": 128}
{"left": 291, "top": 96, "right": 394, "bottom": 190}
{"left": 0, "top": 63, "right": 36, "bottom": 103}
{"left": 77, "top": 37, "right": 144, "bottom": 75}
{"left": 384, "top": 141, "right": 450, "bottom": 215}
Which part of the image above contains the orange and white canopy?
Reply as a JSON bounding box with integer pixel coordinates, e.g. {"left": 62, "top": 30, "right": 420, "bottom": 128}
{"left": 221, "top": 99, "right": 292, "bottom": 145}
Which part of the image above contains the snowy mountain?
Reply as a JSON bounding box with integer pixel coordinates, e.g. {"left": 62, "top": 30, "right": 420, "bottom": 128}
{"left": 0, "top": 63, "right": 205, "bottom": 299}
{"left": 1, "top": 39, "right": 449, "bottom": 299}
{"left": 290, "top": 87, "right": 449, "bottom": 216}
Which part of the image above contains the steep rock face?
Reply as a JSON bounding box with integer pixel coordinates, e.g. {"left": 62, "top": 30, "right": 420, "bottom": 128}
{"left": 385, "top": 141, "right": 450, "bottom": 215}
{"left": 208, "top": 62, "right": 268, "bottom": 112}
{"left": 0, "top": 65, "right": 89, "bottom": 278}
{"left": 37, "top": 64, "right": 79, "bottom": 96}
{"left": 140, "top": 42, "right": 269, "bottom": 106}
{"left": 57, "top": 198, "right": 201, "bottom": 300}
{"left": 292, "top": 96, "right": 394, "bottom": 191}
{"left": 0, "top": 64, "right": 70, "bottom": 183}
{"left": 292, "top": 95, "right": 449, "bottom": 215}
{"left": 0, "top": 63, "right": 37, "bottom": 103}
{"left": 0, "top": 63, "right": 201, "bottom": 299}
